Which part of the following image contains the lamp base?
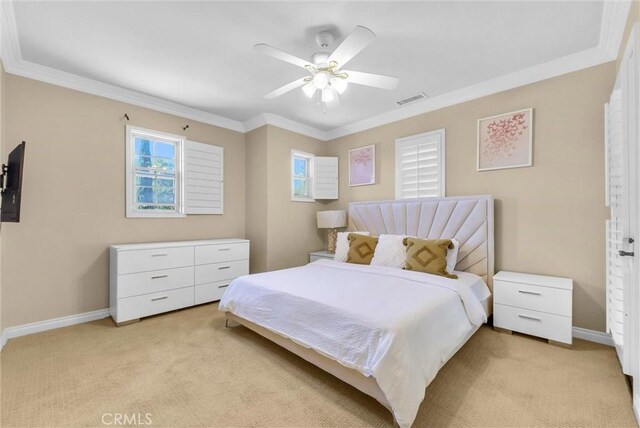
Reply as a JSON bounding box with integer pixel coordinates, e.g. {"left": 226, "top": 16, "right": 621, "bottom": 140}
{"left": 327, "top": 229, "right": 338, "bottom": 253}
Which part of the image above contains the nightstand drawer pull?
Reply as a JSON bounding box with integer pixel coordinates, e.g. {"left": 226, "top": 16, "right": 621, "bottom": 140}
{"left": 218, "top": 284, "right": 229, "bottom": 289}
{"left": 151, "top": 296, "right": 168, "bottom": 301}
{"left": 218, "top": 266, "right": 231, "bottom": 270}
{"left": 151, "top": 274, "right": 168, "bottom": 280}
{"left": 518, "top": 290, "right": 541, "bottom": 295}
{"left": 518, "top": 314, "right": 541, "bottom": 321}
{"left": 151, "top": 253, "right": 168, "bottom": 257}
{"left": 218, "top": 248, "right": 231, "bottom": 251}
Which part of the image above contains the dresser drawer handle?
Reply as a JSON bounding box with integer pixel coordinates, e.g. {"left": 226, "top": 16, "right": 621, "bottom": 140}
{"left": 218, "top": 284, "right": 229, "bottom": 289}
{"left": 518, "top": 314, "right": 541, "bottom": 321}
{"left": 151, "top": 275, "right": 168, "bottom": 280}
{"left": 218, "top": 266, "right": 231, "bottom": 270}
{"left": 518, "top": 290, "right": 541, "bottom": 296}
{"left": 151, "top": 254, "right": 168, "bottom": 257}
{"left": 218, "top": 248, "right": 231, "bottom": 251}
{"left": 151, "top": 296, "right": 168, "bottom": 301}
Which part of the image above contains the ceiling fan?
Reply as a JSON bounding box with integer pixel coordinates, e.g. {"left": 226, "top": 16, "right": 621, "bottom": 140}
{"left": 255, "top": 26, "right": 399, "bottom": 108}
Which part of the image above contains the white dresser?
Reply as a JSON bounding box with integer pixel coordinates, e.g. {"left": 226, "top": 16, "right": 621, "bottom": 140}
{"left": 493, "top": 271, "right": 573, "bottom": 345}
{"left": 110, "top": 239, "right": 249, "bottom": 324}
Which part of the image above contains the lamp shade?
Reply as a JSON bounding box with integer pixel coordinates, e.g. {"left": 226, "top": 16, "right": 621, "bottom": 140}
{"left": 317, "top": 210, "right": 346, "bottom": 229}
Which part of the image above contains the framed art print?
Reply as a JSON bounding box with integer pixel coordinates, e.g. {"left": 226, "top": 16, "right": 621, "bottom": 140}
{"left": 477, "top": 108, "right": 533, "bottom": 171}
{"left": 349, "top": 144, "right": 375, "bottom": 186}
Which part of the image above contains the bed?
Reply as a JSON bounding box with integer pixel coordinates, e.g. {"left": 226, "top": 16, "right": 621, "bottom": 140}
{"left": 219, "top": 195, "right": 494, "bottom": 427}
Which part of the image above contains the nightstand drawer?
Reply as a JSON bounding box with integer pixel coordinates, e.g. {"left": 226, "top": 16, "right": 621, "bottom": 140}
{"left": 117, "top": 247, "right": 194, "bottom": 274}
{"left": 195, "top": 260, "right": 249, "bottom": 284}
{"left": 117, "top": 266, "right": 194, "bottom": 298}
{"left": 195, "top": 242, "right": 249, "bottom": 265}
{"left": 494, "top": 304, "right": 572, "bottom": 344}
{"left": 494, "top": 280, "right": 572, "bottom": 316}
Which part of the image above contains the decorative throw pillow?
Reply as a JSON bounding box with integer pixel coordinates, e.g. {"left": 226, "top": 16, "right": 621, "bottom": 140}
{"left": 371, "top": 234, "right": 409, "bottom": 268}
{"left": 446, "top": 238, "right": 460, "bottom": 274}
{"left": 346, "top": 233, "right": 379, "bottom": 265}
{"left": 334, "top": 231, "right": 370, "bottom": 262}
{"left": 403, "top": 237, "right": 458, "bottom": 279}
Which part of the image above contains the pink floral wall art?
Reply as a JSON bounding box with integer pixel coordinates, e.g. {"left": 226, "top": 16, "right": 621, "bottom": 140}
{"left": 477, "top": 108, "right": 533, "bottom": 171}
{"left": 349, "top": 145, "right": 375, "bottom": 186}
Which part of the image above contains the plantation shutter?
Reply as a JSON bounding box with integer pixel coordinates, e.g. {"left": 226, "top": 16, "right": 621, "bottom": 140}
{"left": 313, "top": 156, "right": 339, "bottom": 200}
{"left": 185, "top": 141, "right": 223, "bottom": 214}
{"left": 395, "top": 130, "right": 445, "bottom": 199}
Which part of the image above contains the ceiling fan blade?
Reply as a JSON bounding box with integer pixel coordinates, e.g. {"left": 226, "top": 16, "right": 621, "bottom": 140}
{"left": 254, "top": 43, "right": 313, "bottom": 69}
{"left": 343, "top": 70, "right": 399, "bottom": 90}
{"left": 328, "top": 26, "right": 376, "bottom": 68}
{"left": 264, "top": 77, "right": 308, "bottom": 99}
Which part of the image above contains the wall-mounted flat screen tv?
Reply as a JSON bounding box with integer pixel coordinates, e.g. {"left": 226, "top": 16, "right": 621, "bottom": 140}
{"left": 1, "top": 142, "right": 26, "bottom": 223}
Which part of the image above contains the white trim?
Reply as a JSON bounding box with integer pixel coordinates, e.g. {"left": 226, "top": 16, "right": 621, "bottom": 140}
{"left": 1, "top": 309, "right": 110, "bottom": 350}
{"left": 600, "top": 0, "right": 633, "bottom": 59}
{"left": 572, "top": 326, "right": 614, "bottom": 347}
{"left": 0, "top": 0, "right": 633, "bottom": 142}
{"left": 244, "top": 113, "right": 327, "bottom": 141}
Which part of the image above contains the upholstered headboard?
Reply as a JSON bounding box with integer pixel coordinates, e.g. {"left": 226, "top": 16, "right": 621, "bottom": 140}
{"left": 348, "top": 195, "right": 495, "bottom": 290}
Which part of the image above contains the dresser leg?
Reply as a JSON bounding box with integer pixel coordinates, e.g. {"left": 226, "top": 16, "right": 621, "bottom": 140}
{"left": 494, "top": 326, "right": 512, "bottom": 334}
{"left": 548, "top": 339, "right": 571, "bottom": 348}
{"left": 114, "top": 318, "right": 140, "bottom": 327}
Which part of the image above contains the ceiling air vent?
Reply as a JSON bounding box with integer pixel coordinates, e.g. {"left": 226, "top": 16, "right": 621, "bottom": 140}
{"left": 396, "top": 92, "right": 427, "bottom": 106}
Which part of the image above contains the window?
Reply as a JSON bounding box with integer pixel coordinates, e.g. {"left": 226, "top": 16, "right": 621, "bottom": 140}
{"left": 126, "top": 126, "right": 185, "bottom": 218}
{"left": 291, "top": 150, "right": 315, "bottom": 202}
{"left": 395, "top": 129, "right": 446, "bottom": 199}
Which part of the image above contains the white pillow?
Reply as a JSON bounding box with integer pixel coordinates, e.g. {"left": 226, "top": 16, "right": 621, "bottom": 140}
{"left": 371, "top": 234, "right": 407, "bottom": 268}
{"left": 334, "top": 231, "right": 370, "bottom": 262}
{"left": 446, "top": 239, "right": 460, "bottom": 274}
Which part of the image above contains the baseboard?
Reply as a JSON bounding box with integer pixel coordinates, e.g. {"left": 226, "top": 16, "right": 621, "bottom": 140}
{"left": 634, "top": 391, "right": 640, "bottom": 426}
{"left": 0, "top": 308, "right": 110, "bottom": 350}
{"left": 572, "top": 326, "right": 614, "bottom": 346}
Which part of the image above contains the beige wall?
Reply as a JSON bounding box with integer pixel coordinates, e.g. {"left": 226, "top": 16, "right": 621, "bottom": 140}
{"left": 265, "top": 125, "right": 327, "bottom": 271}
{"left": 245, "top": 126, "right": 269, "bottom": 273}
{"left": 326, "top": 63, "right": 615, "bottom": 331}
{"left": 244, "top": 125, "right": 327, "bottom": 273}
{"left": 2, "top": 74, "right": 246, "bottom": 328}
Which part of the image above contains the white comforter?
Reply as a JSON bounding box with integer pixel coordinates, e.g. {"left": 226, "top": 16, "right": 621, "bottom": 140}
{"left": 218, "top": 259, "right": 490, "bottom": 427}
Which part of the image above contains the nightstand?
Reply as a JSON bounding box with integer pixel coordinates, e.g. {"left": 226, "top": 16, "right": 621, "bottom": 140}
{"left": 310, "top": 250, "right": 334, "bottom": 263}
{"left": 493, "top": 271, "right": 573, "bottom": 345}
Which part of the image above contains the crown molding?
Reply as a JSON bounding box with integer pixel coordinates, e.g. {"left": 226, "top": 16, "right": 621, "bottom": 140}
{"left": 243, "top": 113, "right": 328, "bottom": 141}
{"left": 0, "top": 0, "right": 632, "bottom": 142}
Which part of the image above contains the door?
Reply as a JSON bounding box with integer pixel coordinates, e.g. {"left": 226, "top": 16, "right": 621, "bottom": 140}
{"left": 606, "top": 24, "right": 638, "bottom": 379}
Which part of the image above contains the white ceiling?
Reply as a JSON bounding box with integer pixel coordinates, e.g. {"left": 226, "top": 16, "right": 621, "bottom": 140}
{"left": 12, "top": 1, "right": 604, "bottom": 132}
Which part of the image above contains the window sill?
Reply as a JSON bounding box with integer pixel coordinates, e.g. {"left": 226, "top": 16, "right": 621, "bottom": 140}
{"left": 291, "top": 197, "right": 316, "bottom": 203}
{"left": 126, "top": 212, "right": 187, "bottom": 219}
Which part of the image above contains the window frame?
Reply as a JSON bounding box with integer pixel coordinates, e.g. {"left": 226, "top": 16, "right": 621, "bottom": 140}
{"left": 126, "top": 125, "right": 186, "bottom": 218}
{"left": 395, "top": 128, "right": 446, "bottom": 200}
{"left": 291, "top": 149, "right": 315, "bottom": 203}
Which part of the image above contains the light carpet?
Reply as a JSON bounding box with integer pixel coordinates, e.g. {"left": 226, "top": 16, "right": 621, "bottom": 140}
{"left": 1, "top": 303, "right": 637, "bottom": 427}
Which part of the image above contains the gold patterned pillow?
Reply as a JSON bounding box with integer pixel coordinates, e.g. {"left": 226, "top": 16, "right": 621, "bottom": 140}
{"left": 402, "top": 237, "right": 458, "bottom": 279}
{"left": 346, "top": 233, "right": 379, "bottom": 265}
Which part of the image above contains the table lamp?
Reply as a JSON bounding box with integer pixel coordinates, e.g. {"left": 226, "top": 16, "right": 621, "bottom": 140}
{"left": 317, "top": 210, "right": 347, "bottom": 253}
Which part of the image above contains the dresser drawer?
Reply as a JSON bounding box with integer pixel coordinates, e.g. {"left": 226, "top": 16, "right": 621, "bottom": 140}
{"left": 117, "top": 266, "right": 194, "bottom": 298}
{"left": 116, "top": 286, "right": 194, "bottom": 323}
{"left": 195, "top": 260, "right": 249, "bottom": 285}
{"left": 117, "top": 247, "right": 194, "bottom": 274}
{"left": 194, "top": 280, "right": 230, "bottom": 305}
{"left": 494, "top": 304, "right": 572, "bottom": 344}
{"left": 195, "top": 242, "right": 249, "bottom": 265}
{"left": 494, "top": 280, "right": 572, "bottom": 316}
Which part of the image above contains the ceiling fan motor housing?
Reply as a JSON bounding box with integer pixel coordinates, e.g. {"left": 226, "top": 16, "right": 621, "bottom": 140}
{"left": 315, "top": 30, "right": 334, "bottom": 48}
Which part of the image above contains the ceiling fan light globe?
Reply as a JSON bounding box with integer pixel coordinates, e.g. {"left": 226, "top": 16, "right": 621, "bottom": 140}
{"left": 332, "top": 78, "right": 348, "bottom": 95}
{"left": 302, "top": 82, "right": 316, "bottom": 98}
{"left": 321, "top": 88, "right": 335, "bottom": 103}
{"left": 313, "top": 72, "right": 330, "bottom": 89}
